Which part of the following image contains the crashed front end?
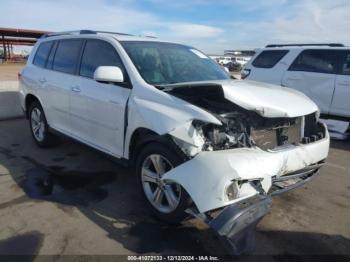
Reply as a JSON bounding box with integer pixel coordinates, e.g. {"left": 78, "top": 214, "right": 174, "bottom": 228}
{"left": 159, "top": 82, "right": 330, "bottom": 254}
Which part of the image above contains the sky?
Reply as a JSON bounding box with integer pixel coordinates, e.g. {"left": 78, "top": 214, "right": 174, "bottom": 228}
{"left": 1, "top": 0, "right": 350, "bottom": 54}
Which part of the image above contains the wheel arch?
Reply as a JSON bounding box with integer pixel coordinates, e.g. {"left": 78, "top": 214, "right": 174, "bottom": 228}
{"left": 128, "top": 128, "right": 160, "bottom": 163}
{"left": 128, "top": 127, "right": 187, "bottom": 166}
{"left": 24, "top": 94, "right": 41, "bottom": 118}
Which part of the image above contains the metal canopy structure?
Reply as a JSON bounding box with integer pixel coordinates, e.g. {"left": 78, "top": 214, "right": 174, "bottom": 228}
{"left": 0, "top": 27, "right": 49, "bottom": 61}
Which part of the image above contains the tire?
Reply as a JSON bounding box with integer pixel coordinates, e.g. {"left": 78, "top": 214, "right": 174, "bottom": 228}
{"left": 28, "top": 101, "right": 58, "bottom": 147}
{"left": 136, "top": 142, "right": 191, "bottom": 224}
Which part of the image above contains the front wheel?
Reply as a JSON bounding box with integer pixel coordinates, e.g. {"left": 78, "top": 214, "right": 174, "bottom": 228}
{"left": 136, "top": 142, "right": 191, "bottom": 223}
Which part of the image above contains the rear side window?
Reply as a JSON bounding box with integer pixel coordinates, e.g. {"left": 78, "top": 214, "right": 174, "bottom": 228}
{"left": 289, "top": 50, "right": 337, "bottom": 74}
{"left": 53, "top": 39, "right": 83, "bottom": 74}
{"left": 340, "top": 51, "right": 350, "bottom": 75}
{"left": 252, "top": 50, "right": 289, "bottom": 68}
{"left": 79, "top": 40, "right": 124, "bottom": 78}
{"left": 33, "top": 41, "right": 53, "bottom": 68}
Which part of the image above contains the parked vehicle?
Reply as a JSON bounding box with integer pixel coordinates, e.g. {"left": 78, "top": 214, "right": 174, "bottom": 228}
{"left": 234, "top": 56, "right": 250, "bottom": 66}
{"left": 218, "top": 56, "right": 232, "bottom": 65}
{"left": 19, "top": 31, "right": 329, "bottom": 254}
{"left": 224, "top": 61, "right": 241, "bottom": 71}
{"left": 242, "top": 43, "right": 350, "bottom": 122}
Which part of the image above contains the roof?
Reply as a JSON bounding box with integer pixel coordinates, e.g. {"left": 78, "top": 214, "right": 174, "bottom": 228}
{"left": 39, "top": 30, "right": 172, "bottom": 43}
{"left": 262, "top": 43, "right": 348, "bottom": 50}
{"left": 263, "top": 46, "right": 350, "bottom": 51}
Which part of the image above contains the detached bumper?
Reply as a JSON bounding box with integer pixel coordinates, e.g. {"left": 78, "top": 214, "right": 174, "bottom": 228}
{"left": 209, "top": 196, "right": 271, "bottom": 255}
{"left": 186, "top": 196, "right": 271, "bottom": 255}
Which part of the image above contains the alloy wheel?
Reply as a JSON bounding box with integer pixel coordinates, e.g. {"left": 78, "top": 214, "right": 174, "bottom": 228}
{"left": 141, "top": 154, "right": 181, "bottom": 213}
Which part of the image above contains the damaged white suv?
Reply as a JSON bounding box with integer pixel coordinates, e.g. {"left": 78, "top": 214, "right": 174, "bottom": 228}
{"left": 20, "top": 30, "right": 329, "bottom": 254}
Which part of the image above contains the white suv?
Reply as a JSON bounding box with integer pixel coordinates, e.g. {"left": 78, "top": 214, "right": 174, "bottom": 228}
{"left": 242, "top": 44, "right": 350, "bottom": 122}
{"left": 19, "top": 31, "right": 329, "bottom": 254}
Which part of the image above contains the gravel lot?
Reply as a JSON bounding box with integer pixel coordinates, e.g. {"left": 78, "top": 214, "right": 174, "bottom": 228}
{"left": 0, "top": 64, "right": 349, "bottom": 258}
{"left": 0, "top": 63, "right": 24, "bottom": 81}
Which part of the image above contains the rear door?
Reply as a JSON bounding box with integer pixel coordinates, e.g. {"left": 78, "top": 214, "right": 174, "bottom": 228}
{"left": 28, "top": 41, "right": 54, "bottom": 116}
{"left": 44, "top": 39, "right": 83, "bottom": 133}
{"left": 282, "top": 49, "right": 337, "bottom": 114}
{"left": 330, "top": 50, "right": 350, "bottom": 117}
{"left": 70, "top": 39, "right": 131, "bottom": 157}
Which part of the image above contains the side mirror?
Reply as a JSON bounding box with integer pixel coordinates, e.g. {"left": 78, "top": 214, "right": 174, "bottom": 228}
{"left": 93, "top": 66, "right": 124, "bottom": 83}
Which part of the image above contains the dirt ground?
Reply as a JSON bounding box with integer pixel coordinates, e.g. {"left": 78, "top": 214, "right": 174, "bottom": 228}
{"left": 0, "top": 63, "right": 24, "bottom": 81}
{"left": 0, "top": 63, "right": 349, "bottom": 258}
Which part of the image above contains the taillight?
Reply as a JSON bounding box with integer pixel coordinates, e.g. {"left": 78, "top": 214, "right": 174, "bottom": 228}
{"left": 241, "top": 68, "right": 251, "bottom": 79}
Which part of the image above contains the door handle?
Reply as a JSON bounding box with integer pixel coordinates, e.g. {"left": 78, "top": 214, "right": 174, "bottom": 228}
{"left": 286, "top": 77, "right": 301, "bottom": 81}
{"left": 71, "top": 86, "right": 81, "bottom": 93}
{"left": 38, "top": 78, "right": 47, "bottom": 83}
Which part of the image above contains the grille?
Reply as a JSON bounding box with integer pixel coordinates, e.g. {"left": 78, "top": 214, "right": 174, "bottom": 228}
{"left": 251, "top": 118, "right": 302, "bottom": 150}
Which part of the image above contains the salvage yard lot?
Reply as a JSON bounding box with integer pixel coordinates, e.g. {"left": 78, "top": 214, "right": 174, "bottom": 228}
{"left": 0, "top": 63, "right": 349, "bottom": 257}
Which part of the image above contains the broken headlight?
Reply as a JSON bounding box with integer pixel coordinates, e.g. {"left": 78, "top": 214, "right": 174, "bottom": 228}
{"left": 192, "top": 116, "right": 252, "bottom": 151}
{"left": 226, "top": 181, "right": 239, "bottom": 201}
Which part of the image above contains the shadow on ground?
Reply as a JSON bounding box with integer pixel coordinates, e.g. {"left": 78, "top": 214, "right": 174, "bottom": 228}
{"left": 9, "top": 154, "right": 350, "bottom": 257}
{"left": 0, "top": 231, "right": 44, "bottom": 256}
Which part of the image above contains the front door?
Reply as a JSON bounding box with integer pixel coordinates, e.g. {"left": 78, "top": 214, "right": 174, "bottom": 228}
{"left": 69, "top": 39, "right": 131, "bottom": 157}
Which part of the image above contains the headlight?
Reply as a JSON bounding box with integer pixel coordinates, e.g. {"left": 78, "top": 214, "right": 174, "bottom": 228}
{"left": 192, "top": 119, "right": 251, "bottom": 150}
{"left": 226, "top": 181, "right": 239, "bottom": 201}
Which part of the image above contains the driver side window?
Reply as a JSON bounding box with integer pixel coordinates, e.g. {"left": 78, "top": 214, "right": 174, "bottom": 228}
{"left": 79, "top": 40, "right": 125, "bottom": 79}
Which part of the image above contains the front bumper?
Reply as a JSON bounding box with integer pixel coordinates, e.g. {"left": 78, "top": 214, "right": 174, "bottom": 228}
{"left": 163, "top": 124, "right": 329, "bottom": 213}
{"left": 163, "top": 124, "right": 329, "bottom": 255}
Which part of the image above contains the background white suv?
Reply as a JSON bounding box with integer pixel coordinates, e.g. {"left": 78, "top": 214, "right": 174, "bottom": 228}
{"left": 242, "top": 44, "right": 350, "bottom": 122}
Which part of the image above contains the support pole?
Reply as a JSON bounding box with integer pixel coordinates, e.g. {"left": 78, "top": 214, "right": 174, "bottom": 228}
{"left": 7, "top": 42, "right": 11, "bottom": 60}
{"left": 1, "top": 35, "right": 6, "bottom": 61}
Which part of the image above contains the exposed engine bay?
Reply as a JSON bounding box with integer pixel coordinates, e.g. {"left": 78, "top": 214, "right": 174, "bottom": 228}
{"left": 161, "top": 83, "right": 325, "bottom": 154}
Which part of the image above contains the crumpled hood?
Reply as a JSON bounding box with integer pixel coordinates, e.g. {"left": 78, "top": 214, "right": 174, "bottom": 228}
{"left": 220, "top": 80, "right": 318, "bottom": 117}
{"left": 162, "top": 79, "right": 318, "bottom": 118}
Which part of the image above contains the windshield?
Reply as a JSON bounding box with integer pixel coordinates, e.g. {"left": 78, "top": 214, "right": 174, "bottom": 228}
{"left": 121, "top": 41, "right": 229, "bottom": 85}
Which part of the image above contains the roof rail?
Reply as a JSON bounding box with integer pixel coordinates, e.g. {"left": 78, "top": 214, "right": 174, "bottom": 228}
{"left": 41, "top": 29, "right": 134, "bottom": 38}
{"left": 266, "top": 43, "right": 344, "bottom": 48}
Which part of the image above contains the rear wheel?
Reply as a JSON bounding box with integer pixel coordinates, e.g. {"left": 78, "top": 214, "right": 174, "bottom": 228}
{"left": 136, "top": 142, "right": 191, "bottom": 223}
{"left": 28, "top": 101, "right": 58, "bottom": 147}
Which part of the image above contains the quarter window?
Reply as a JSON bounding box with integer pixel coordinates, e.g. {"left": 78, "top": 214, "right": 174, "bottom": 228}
{"left": 53, "top": 39, "right": 83, "bottom": 74}
{"left": 45, "top": 41, "right": 58, "bottom": 69}
{"left": 33, "top": 41, "right": 53, "bottom": 68}
{"left": 80, "top": 40, "right": 124, "bottom": 78}
{"left": 289, "top": 50, "right": 337, "bottom": 74}
{"left": 252, "top": 50, "right": 289, "bottom": 68}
